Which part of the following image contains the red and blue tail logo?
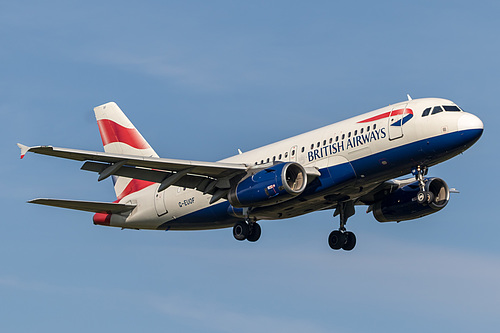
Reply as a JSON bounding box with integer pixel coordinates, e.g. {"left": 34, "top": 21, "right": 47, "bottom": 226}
{"left": 94, "top": 102, "right": 158, "bottom": 201}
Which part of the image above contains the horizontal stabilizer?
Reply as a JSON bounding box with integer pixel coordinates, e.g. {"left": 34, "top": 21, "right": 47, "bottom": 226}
{"left": 28, "top": 198, "right": 136, "bottom": 214}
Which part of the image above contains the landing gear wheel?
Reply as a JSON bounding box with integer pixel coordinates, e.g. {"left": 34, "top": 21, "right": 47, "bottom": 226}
{"left": 328, "top": 230, "right": 346, "bottom": 250}
{"left": 417, "top": 190, "right": 427, "bottom": 204}
{"left": 246, "top": 223, "right": 261, "bottom": 242}
{"left": 342, "top": 231, "right": 356, "bottom": 251}
{"left": 417, "top": 190, "right": 435, "bottom": 205}
{"left": 233, "top": 221, "right": 249, "bottom": 241}
{"left": 426, "top": 191, "right": 435, "bottom": 204}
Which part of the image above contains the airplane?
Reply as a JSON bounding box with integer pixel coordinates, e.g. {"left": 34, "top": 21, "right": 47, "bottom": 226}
{"left": 18, "top": 96, "right": 483, "bottom": 251}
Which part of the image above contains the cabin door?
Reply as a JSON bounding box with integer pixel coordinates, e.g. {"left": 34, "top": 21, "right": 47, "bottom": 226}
{"left": 388, "top": 104, "right": 407, "bottom": 140}
{"left": 154, "top": 185, "right": 168, "bottom": 216}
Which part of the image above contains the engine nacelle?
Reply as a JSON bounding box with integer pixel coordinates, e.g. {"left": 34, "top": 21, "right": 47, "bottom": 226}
{"left": 227, "top": 162, "right": 307, "bottom": 208}
{"left": 373, "top": 177, "right": 450, "bottom": 223}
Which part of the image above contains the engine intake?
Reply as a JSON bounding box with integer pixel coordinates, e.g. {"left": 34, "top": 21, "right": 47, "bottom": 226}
{"left": 373, "top": 177, "right": 450, "bottom": 222}
{"left": 228, "top": 162, "right": 307, "bottom": 208}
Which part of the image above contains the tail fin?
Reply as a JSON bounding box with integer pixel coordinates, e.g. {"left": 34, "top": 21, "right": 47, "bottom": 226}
{"left": 94, "top": 102, "right": 156, "bottom": 200}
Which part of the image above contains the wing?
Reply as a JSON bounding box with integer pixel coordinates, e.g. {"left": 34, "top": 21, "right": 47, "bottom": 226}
{"left": 356, "top": 178, "right": 417, "bottom": 206}
{"left": 29, "top": 198, "right": 136, "bottom": 214}
{"left": 18, "top": 143, "right": 248, "bottom": 196}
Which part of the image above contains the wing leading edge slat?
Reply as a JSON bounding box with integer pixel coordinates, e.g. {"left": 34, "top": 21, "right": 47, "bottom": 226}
{"left": 18, "top": 144, "right": 248, "bottom": 179}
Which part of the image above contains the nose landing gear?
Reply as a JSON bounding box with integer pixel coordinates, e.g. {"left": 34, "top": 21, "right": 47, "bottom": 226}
{"left": 413, "top": 166, "right": 434, "bottom": 204}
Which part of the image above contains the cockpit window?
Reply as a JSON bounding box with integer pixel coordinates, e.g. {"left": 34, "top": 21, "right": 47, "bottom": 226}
{"left": 424, "top": 105, "right": 463, "bottom": 117}
{"left": 443, "top": 105, "right": 461, "bottom": 112}
{"left": 431, "top": 106, "right": 444, "bottom": 115}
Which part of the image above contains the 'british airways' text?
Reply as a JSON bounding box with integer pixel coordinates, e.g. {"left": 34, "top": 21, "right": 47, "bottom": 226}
{"left": 307, "top": 128, "right": 386, "bottom": 162}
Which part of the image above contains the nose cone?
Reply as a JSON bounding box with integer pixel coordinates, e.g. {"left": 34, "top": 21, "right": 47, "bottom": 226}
{"left": 458, "top": 113, "right": 484, "bottom": 131}
{"left": 457, "top": 113, "right": 484, "bottom": 145}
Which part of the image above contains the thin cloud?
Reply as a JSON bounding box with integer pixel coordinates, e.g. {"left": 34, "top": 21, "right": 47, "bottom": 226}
{"left": 148, "top": 294, "right": 331, "bottom": 333}
{"left": 143, "top": 235, "right": 500, "bottom": 320}
{"left": 0, "top": 274, "right": 330, "bottom": 332}
{"left": 80, "top": 50, "right": 232, "bottom": 92}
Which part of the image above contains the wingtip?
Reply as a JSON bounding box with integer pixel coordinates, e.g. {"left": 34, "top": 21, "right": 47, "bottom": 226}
{"left": 17, "top": 143, "right": 30, "bottom": 159}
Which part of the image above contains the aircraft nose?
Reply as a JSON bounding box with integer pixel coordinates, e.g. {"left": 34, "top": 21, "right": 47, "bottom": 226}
{"left": 458, "top": 113, "right": 483, "bottom": 131}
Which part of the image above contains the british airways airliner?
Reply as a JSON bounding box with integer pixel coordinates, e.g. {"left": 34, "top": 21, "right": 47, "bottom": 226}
{"left": 18, "top": 97, "right": 483, "bottom": 251}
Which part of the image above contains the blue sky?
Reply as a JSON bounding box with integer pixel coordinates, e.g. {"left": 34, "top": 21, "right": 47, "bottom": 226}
{"left": 2, "top": 1, "right": 499, "bottom": 332}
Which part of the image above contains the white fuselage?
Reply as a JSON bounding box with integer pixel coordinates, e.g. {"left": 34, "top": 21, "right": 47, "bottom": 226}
{"left": 108, "top": 98, "right": 482, "bottom": 230}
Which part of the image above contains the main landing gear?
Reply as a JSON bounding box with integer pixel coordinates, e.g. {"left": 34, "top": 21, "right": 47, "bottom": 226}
{"left": 413, "top": 166, "right": 434, "bottom": 204}
{"left": 233, "top": 220, "right": 261, "bottom": 242}
{"left": 328, "top": 201, "right": 357, "bottom": 251}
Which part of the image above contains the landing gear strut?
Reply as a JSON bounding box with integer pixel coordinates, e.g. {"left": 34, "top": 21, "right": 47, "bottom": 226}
{"left": 328, "top": 201, "right": 357, "bottom": 251}
{"left": 413, "top": 166, "right": 434, "bottom": 204}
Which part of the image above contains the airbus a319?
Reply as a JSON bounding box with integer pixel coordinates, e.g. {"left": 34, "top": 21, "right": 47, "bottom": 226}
{"left": 18, "top": 96, "right": 483, "bottom": 251}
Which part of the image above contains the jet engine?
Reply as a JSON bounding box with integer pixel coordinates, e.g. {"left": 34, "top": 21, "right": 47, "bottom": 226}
{"left": 372, "top": 177, "right": 450, "bottom": 222}
{"left": 227, "top": 162, "right": 307, "bottom": 208}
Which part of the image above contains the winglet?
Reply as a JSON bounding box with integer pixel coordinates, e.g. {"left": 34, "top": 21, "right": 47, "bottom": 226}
{"left": 17, "top": 143, "right": 30, "bottom": 159}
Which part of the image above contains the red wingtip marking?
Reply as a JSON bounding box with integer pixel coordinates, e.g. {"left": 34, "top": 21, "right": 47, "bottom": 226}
{"left": 20, "top": 155, "right": 25, "bottom": 159}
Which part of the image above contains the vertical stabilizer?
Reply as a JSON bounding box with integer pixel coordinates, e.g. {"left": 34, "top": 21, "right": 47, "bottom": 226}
{"left": 94, "top": 102, "right": 156, "bottom": 200}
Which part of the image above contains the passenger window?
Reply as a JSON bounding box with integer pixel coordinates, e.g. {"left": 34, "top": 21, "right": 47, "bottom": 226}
{"left": 354, "top": 130, "right": 357, "bottom": 136}
{"left": 317, "top": 142, "right": 320, "bottom": 148}
{"left": 335, "top": 136, "right": 339, "bottom": 142}
{"left": 301, "top": 147, "right": 305, "bottom": 153}
{"left": 273, "top": 156, "right": 276, "bottom": 161}
{"left": 342, "top": 134, "right": 345, "bottom": 140}
{"left": 360, "top": 128, "right": 364, "bottom": 134}
{"left": 432, "top": 106, "right": 443, "bottom": 115}
{"left": 373, "top": 124, "right": 377, "bottom": 130}
{"left": 329, "top": 138, "right": 333, "bottom": 144}
{"left": 323, "top": 140, "right": 326, "bottom": 145}
{"left": 261, "top": 160, "right": 264, "bottom": 164}
{"left": 367, "top": 126, "right": 370, "bottom": 132}
{"left": 285, "top": 152, "right": 288, "bottom": 158}
{"left": 279, "top": 154, "right": 282, "bottom": 159}
{"left": 310, "top": 144, "right": 314, "bottom": 149}
{"left": 348, "top": 132, "right": 351, "bottom": 138}
{"left": 422, "top": 107, "right": 431, "bottom": 117}
{"left": 443, "top": 105, "right": 461, "bottom": 112}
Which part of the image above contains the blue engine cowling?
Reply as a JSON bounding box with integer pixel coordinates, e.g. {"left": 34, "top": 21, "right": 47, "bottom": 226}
{"left": 227, "top": 162, "right": 307, "bottom": 208}
{"left": 373, "top": 177, "right": 450, "bottom": 222}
